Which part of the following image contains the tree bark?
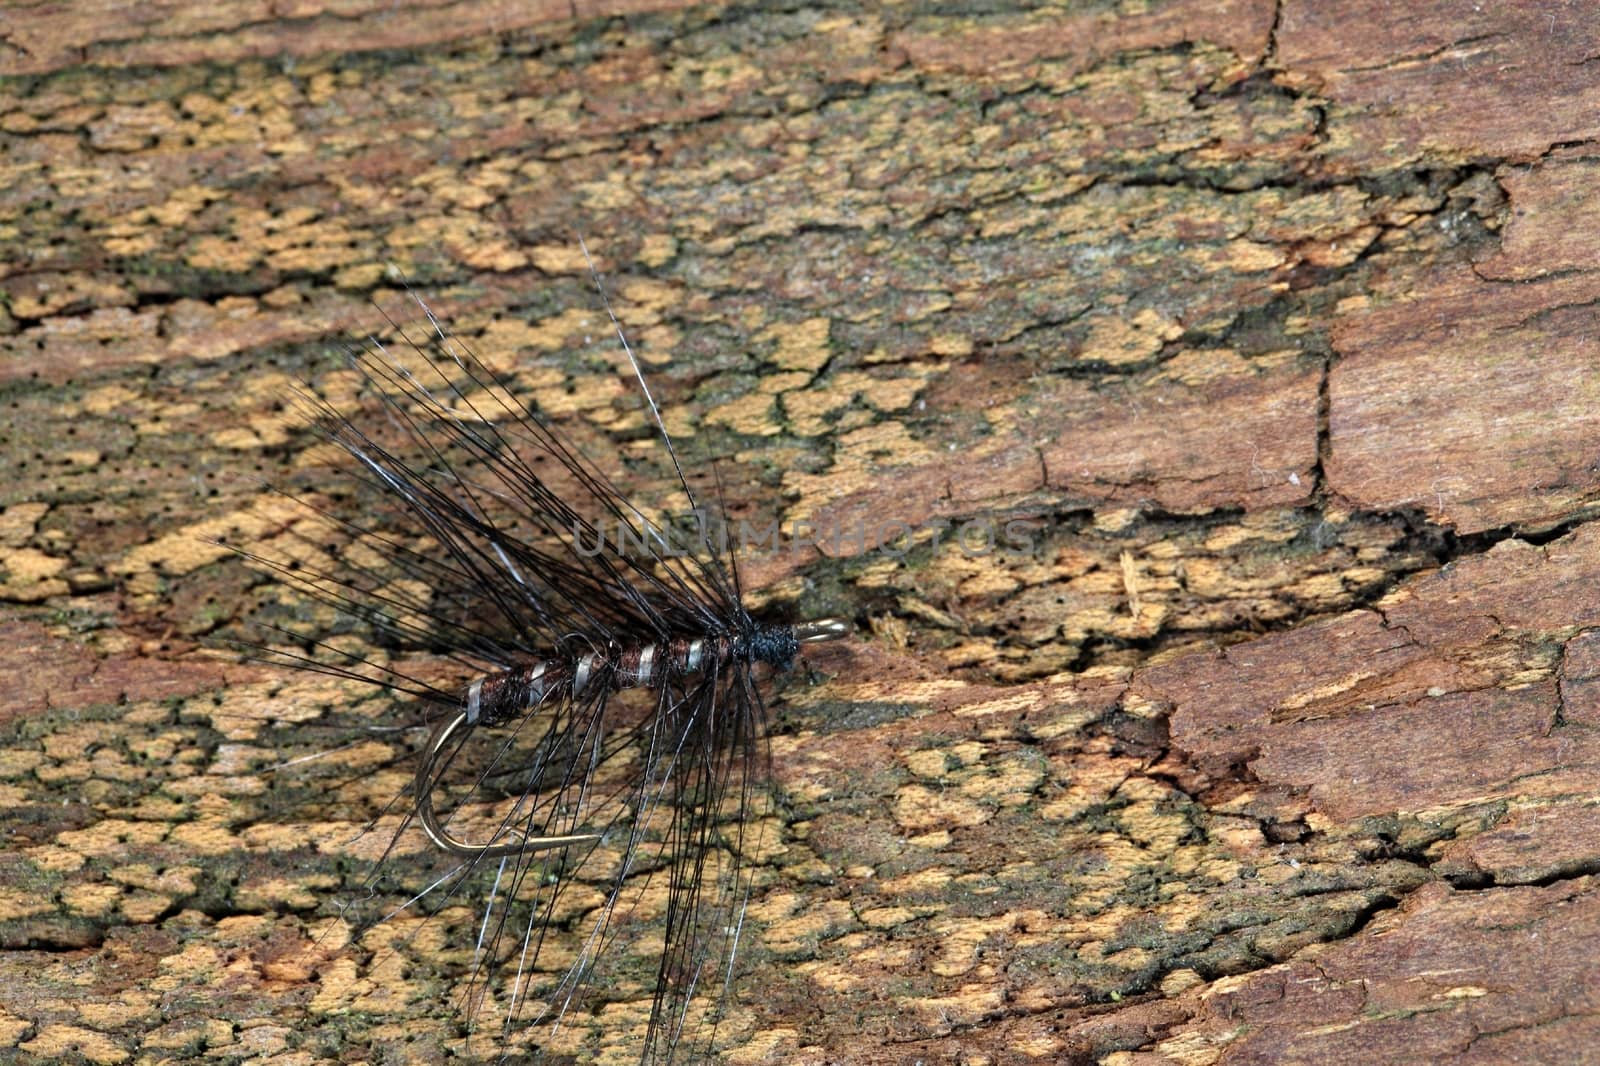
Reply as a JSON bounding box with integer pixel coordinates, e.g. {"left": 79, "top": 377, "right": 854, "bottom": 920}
{"left": 3, "top": 1, "right": 1599, "bottom": 1063}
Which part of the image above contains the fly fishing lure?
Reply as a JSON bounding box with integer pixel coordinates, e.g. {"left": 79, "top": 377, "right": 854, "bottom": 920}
{"left": 246, "top": 266, "right": 849, "bottom": 1061}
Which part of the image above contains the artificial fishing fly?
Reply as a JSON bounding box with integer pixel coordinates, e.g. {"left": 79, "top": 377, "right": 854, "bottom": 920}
{"left": 240, "top": 263, "right": 850, "bottom": 1062}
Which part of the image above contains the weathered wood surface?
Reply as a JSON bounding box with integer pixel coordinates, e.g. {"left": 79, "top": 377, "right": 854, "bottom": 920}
{"left": 4, "top": 2, "right": 1600, "bottom": 1063}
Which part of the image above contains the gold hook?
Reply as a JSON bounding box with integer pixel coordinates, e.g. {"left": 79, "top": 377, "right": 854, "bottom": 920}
{"left": 414, "top": 709, "right": 602, "bottom": 859}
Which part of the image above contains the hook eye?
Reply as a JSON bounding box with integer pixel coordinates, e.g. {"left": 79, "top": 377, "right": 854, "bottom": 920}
{"left": 795, "top": 617, "right": 852, "bottom": 644}
{"left": 414, "top": 710, "right": 602, "bottom": 859}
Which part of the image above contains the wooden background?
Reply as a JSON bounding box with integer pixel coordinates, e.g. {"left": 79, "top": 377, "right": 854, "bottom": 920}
{"left": 4, "top": 1, "right": 1600, "bottom": 1062}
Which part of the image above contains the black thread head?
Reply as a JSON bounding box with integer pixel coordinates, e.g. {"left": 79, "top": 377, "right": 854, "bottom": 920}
{"left": 747, "top": 622, "right": 800, "bottom": 669}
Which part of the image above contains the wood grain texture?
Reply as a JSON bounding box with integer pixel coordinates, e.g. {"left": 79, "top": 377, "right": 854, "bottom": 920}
{"left": 3, "top": 1, "right": 1599, "bottom": 1063}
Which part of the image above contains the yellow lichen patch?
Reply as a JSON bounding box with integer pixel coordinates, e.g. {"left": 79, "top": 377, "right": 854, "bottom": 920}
{"left": 60, "top": 883, "right": 123, "bottom": 919}
{"left": 22, "top": 842, "right": 83, "bottom": 875}
{"left": 334, "top": 261, "right": 386, "bottom": 289}
{"left": 0, "top": 547, "right": 69, "bottom": 601}
{"left": 276, "top": 229, "right": 368, "bottom": 277}
{"left": 1187, "top": 853, "right": 1243, "bottom": 884}
{"left": 131, "top": 399, "right": 201, "bottom": 437}
{"left": 763, "top": 316, "right": 832, "bottom": 373}
{"left": 926, "top": 912, "right": 1017, "bottom": 977}
{"left": 616, "top": 277, "right": 681, "bottom": 322}
{"left": 107, "top": 864, "right": 199, "bottom": 896}
{"left": 780, "top": 387, "right": 847, "bottom": 438}
{"left": 781, "top": 363, "right": 938, "bottom": 437}
{"left": 1136, "top": 1031, "right": 1229, "bottom": 1066}
{"left": 706, "top": 391, "right": 779, "bottom": 436}
{"left": 576, "top": 172, "right": 640, "bottom": 213}
{"left": 1200, "top": 517, "right": 1301, "bottom": 554}
{"left": 949, "top": 741, "right": 988, "bottom": 767}
{"left": 162, "top": 822, "right": 240, "bottom": 857}
{"left": 0, "top": 886, "right": 55, "bottom": 922}
{"left": 515, "top": 306, "right": 610, "bottom": 354}
{"left": 0, "top": 1007, "right": 29, "bottom": 1047}
{"left": 783, "top": 419, "right": 940, "bottom": 520}
{"left": 1113, "top": 778, "right": 1194, "bottom": 853}
{"left": 904, "top": 981, "right": 1006, "bottom": 1029}
{"left": 759, "top": 898, "right": 855, "bottom": 955}
{"left": 19, "top": 1024, "right": 130, "bottom": 1065}
{"left": 1072, "top": 845, "right": 1169, "bottom": 912}
{"left": 39, "top": 723, "right": 102, "bottom": 763}
{"left": 526, "top": 243, "right": 592, "bottom": 274}
{"left": 1079, "top": 307, "right": 1184, "bottom": 366}
{"left": 56, "top": 819, "right": 168, "bottom": 857}
{"left": 186, "top": 233, "right": 261, "bottom": 273}
{"left": 59, "top": 448, "right": 105, "bottom": 468}
{"left": 830, "top": 677, "right": 969, "bottom": 708}
{"left": 211, "top": 411, "right": 294, "bottom": 449}
{"left": 119, "top": 891, "right": 173, "bottom": 924}
{"left": 888, "top": 566, "right": 958, "bottom": 605}
{"left": 1176, "top": 558, "right": 1258, "bottom": 599}
{"left": 197, "top": 683, "right": 329, "bottom": 746}
{"left": 433, "top": 175, "right": 495, "bottom": 211}
{"left": 206, "top": 742, "right": 275, "bottom": 777}
{"left": 635, "top": 322, "right": 679, "bottom": 365}
{"left": 123, "top": 718, "right": 178, "bottom": 751}
{"left": 455, "top": 234, "right": 530, "bottom": 273}
{"left": 1274, "top": 664, "right": 1393, "bottom": 712}
{"left": 759, "top": 370, "right": 815, "bottom": 395}
{"left": 950, "top": 690, "right": 1048, "bottom": 725}
{"left": 880, "top": 867, "right": 955, "bottom": 897}
{"left": 635, "top": 233, "right": 679, "bottom": 268}
{"left": 892, "top": 783, "right": 988, "bottom": 831}
{"left": 1159, "top": 968, "right": 1207, "bottom": 997}
{"left": 903, "top": 748, "right": 953, "bottom": 778}
{"left": 469, "top": 320, "right": 558, "bottom": 370}
{"left": 965, "top": 752, "right": 1047, "bottom": 808}
{"left": 50, "top": 162, "right": 127, "bottom": 201}
{"left": 1210, "top": 820, "right": 1267, "bottom": 859}
{"left": 152, "top": 940, "right": 225, "bottom": 992}
{"left": 858, "top": 905, "right": 918, "bottom": 930}
{"left": 87, "top": 100, "right": 181, "bottom": 152}
{"left": 1435, "top": 985, "right": 1490, "bottom": 1000}
{"left": 117, "top": 796, "right": 187, "bottom": 826}
{"left": 1102, "top": 944, "right": 1154, "bottom": 971}
{"left": 1298, "top": 223, "right": 1381, "bottom": 268}
{"left": 164, "top": 770, "right": 267, "bottom": 798}
{"left": 1118, "top": 546, "right": 1142, "bottom": 611}
{"left": 385, "top": 212, "right": 524, "bottom": 272}
{"left": 784, "top": 854, "right": 838, "bottom": 884}
{"left": 0, "top": 106, "right": 40, "bottom": 133}
{"left": 154, "top": 296, "right": 264, "bottom": 362}
{"left": 8, "top": 272, "right": 131, "bottom": 319}
{"left": 735, "top": 815, "right": 791, "bottom": 864}
{"left": 113, "top": 488, "right": 341, "bottom": 581}
{"left": 1217, "top": 238, "right": 1287, "bottom": 273}
{"left": 141, "top": 1017, "right": 236, "bottom": 1054}
{"left": 1011, "top": 1031, "right": 1066, "bottom": 1059}
{"left": 846, "top": 368, "right": 933, "bottom": 412}
{"left": 797, "top": 957, "right": 865, "bottom": 995}
{"left": 1173, "top": 349, "right": 1285, "bottom": 388}
{"left": 726, "top": 1028, "right": 800, "bottom": 1065}
{"left": 306, "top": 956, "right": 361, "bottom": 1015}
